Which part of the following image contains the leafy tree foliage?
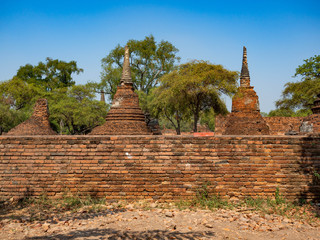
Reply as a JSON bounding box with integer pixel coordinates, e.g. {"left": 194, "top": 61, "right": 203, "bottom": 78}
{"left": 99, "top": 35, "right": 180, "bottom": 100}
{"left": 147, "top": 85, "right": 191, "bottom": 135}
{"left": 16, "top": 57, "right": 83, "bottom": 91}
{"left": 0, "top": 102, "right": 29, "bottom": 135}
{"left": 48, "top": 85, "right": 109, "bottom": 135}
{"left": 0, "top": 77, "right": 43, "bottom": 110}
{"left": 0, "top": 77, "right": 42, "bottom": 133}
{"left": 267, "top": 108, "right": 311, "bottom": 117}
{"left": 148, "top": 60, "right": 238, "bottom": 133}
{"left": 275, "top": 55, "right": 320, "bottom": 112}
{"left": 0, "top": 58, "right": 108, "bottom": 135}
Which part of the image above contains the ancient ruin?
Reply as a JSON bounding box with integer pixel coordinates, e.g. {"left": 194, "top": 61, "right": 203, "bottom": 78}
{"left": 90, "top": 46, "right": 152, "bottom": 135}
{"left": 301, "top": 93, "right": 320, "bottom": 133}
{"left": 216, "top": 47, "right": 270, "bottom": 135}
{"left": 1, "top": 46, "right": 319, "bottom": 204}
{"left": 6, "top": 98, "right": 57, "bottom": 135}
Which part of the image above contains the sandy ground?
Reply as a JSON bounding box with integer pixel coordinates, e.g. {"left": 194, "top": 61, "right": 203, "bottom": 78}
{"left": 1, "top": 203, "right": 319, "bottom": 240}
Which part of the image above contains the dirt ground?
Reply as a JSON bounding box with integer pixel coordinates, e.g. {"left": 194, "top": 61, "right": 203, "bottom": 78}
{"left": 0, "top": 201, "right": 319, "bottom": 240}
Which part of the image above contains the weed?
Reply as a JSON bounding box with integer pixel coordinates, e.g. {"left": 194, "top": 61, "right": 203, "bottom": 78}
{"left": 176, "top": 182, "right": 231, "bottom": 210}
{"left": 274, "top": 187, "right": 285, "bottom": 205}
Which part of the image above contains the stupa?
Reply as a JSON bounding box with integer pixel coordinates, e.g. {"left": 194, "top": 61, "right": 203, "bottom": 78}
{"left": 7, "top": 98, "right": 57, "bottom": 135}
{"left": 90, "top": 46, "right": 152, "bottom": 135}
{"left": 223, "top": 47, "right": 270, "bottom": 135}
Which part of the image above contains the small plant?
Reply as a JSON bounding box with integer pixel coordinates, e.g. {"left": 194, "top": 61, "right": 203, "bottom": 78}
{"left": 195, "top": 182, "right": 210, "bottom": 203}
{"left": 180, "top": 182, "right": 231, "bottom": 210}
{"left": 274, "top": 187, "right": 285, "bottom": 205}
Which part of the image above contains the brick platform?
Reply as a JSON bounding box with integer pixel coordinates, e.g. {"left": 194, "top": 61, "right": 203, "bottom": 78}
{"left": 0, "top": 135, "right": 319, "bottom": 202}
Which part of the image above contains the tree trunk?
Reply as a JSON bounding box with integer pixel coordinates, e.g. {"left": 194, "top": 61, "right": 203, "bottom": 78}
{"left": 193, "top": 104, "right": 200, "bottom": 132}
{"left": 193, "top": 113, "right": 198, "bottom": 132}
{"left": 176, "top": 119, "right": 181, "bottom": 135}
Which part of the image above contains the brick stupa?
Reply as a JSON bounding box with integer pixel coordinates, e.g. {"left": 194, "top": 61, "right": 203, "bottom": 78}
{"left": 90, "top": 46, "right": 151, "bottom": 135}
{"left": 223, "top": 47, "right": 270, "bottom": 135}
{"left": 7, "top": 98, "right": 57, "bottom": 135}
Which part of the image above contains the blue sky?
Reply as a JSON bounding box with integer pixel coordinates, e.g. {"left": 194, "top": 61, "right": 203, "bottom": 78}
{"left": 1, "top": 0, "right": 319, "bottom": 112}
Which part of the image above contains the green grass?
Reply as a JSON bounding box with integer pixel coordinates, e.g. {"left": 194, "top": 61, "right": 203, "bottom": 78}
{"left": 22, "top": 191, "right": 105, "bottom": 213}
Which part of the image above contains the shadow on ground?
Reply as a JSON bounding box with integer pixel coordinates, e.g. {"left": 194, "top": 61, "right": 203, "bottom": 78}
{"left": 26, "top": 228, "right": 215, "bottom": 240}
{"left": 0, "top": 202, "right": 127, "bottom": 223}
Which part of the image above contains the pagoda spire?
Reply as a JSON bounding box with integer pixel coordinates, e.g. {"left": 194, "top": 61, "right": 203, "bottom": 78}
{"left": 120, "top": 45, "right": 133, "bottom": 85}
{"left": 240, "top": 46, "right": 250, "bottom": 87}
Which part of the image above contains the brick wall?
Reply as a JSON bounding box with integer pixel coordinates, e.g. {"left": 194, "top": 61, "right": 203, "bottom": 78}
{"left": 0, "top": 135, "right": 319, "bottom": 202}
{"left": 263, "top": 117, "right": 304, "bottom": 135}
{"left": 216, "top": 115, "right": 317, "bottom": 136}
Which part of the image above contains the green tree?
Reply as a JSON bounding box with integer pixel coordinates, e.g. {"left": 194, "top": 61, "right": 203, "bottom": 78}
{"left": 99, "top": 35, "right": 180, "bottom": 100}
{"left": 48, "top": 84, "right": 109, "bottom": 135}
{"left": 0, "top": 77, "right": 45, "bottom": 134}
{"left": 0, "top": 102, "right": 29, "bottom": 135}
{"left": 16, "top": 57, "right": 83, "bottom": 91}
{"left": 147, "top": 85, "right": 191, "bottom": 135}
{"left": 0, "top": 77, "right": 43, "bottom": 110}
{"left": 149, "top": 60, "right": 238, "bottom": 133}
{"left": 275, "top": 55, "right": 320, "bottom": 112}
{"left": 0, "top": 77, "right": 108, "bottom": 135}
{"left": 267, "top": 108, "right": 311, "bottom": 117}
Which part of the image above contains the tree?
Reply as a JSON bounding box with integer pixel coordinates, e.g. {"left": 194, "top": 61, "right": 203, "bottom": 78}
{"left": 149, "top": 60, "right": 239, "bottom": 133}
{"left": 275, "top": 55, "right": 320, "bottom": 112}
{"left": 0, "top": 78, "right": 108, "bottom": 135}
{"left": 48, "top": 84, "right": 109, "bottom": 135}
{"left": 147, "top": 85, "right": 191, "bottom": 135}
{"left": 99, "top": 35, "right": 180, "bottom": 100}
{"left": 0, "top": 102, "right": 29, "bottom": 135}
{"left": 0, "top": 77, "right": 45, "bottom": 134}
{"left": 267, "top": 108, "right": 311, "bottom": 117}
{"left": 16, "top": 57, "right": 83, "bottom": 91}
{"left": 0, "top": 77, "right": 43, "bottom": 110}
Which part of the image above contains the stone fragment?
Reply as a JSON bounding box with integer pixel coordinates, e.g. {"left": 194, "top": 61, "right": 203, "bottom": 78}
{"left": 165, "top": 212, "right": 174, "bottom": 218}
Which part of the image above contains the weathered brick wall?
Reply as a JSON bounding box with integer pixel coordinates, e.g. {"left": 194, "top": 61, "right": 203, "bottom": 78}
{"left": 263, "top": 117, "right": 304, "bottom": 135}
{"left": 304, "top": 114, "right": 320, "bottom": 133}
{"left": 0, "top": 135, "right": 319, "bottom": 202}
{"left": 216, "top": 115, "right": 317, "bottom": 136}
{"left": 214, "top": 115, "right": 227, "bottom": 135}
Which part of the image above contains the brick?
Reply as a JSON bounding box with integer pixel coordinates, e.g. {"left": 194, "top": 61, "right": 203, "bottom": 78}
{"left": 0, "top": 135, "right": 319, "bottom": 202}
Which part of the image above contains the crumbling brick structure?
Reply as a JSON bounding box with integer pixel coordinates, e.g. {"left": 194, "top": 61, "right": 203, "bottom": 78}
{"left": 301, "top": 93, "right": 320, "bottom": 134}
{"left": 90, "top": 46, "right": 152, "bottom": 135}
{"left": 216, "top": 90, "right": 320, "bottom": 135}
{"left": 218, "top": 47, "right": 270, "bottom": 135}
{"left": 6, "top": 98, "right": 57, "bottom": 135}
{"left": 263, "top": 117, "right": 304, "bottom": 135}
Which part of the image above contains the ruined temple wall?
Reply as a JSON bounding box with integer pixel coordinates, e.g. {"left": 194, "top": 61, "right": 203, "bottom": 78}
{"left": 214, "top": 115, "right": 227, "bottom": 135}
{"left": 263, "top": 117, "right": 304, "bottom": 135}
{"left": 215, "top": 115, "right": 316, "bottom": 136}
{"left": 304, "top": 114, "right": 320, "bottom": 133}
{"left": 0, "top": 135, "right": 319, "bottom": 202}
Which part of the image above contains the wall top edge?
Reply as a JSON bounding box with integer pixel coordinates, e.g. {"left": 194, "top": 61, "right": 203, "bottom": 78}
{"left": 0, "top": 134, "right": 318, "bottom": 140}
